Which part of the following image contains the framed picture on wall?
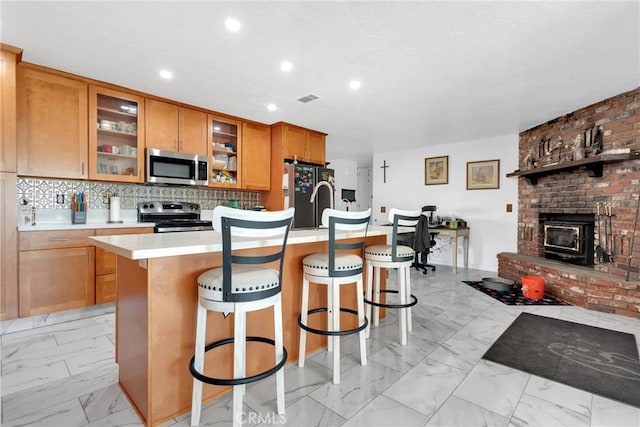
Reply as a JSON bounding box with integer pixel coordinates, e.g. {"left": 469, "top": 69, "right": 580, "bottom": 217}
{"left": 466, "top": 159, "right": 500, "bottom": 190}
{"left": 425, "top": 156, "right": 449, "bottom": 185}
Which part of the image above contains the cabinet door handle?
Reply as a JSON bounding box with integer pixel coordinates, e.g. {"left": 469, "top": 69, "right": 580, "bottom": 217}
{"left": 82, "top": 163, "right": 85, "bottom": 176}
{"left": 48, "top": 238, "right": 70, "bottom": 242}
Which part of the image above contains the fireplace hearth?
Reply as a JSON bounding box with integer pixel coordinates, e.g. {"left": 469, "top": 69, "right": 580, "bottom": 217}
{"left": 541, "top": 213, "right": 594, "bottom": 267}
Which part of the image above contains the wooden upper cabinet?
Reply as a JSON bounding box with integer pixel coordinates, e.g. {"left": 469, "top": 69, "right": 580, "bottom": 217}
{"left": 242, "top": 122, "right": 271, "bottom": 191}
{"left": 307, "top": 130, "right": 326, "bottom": 165}
{"left": 89, "top": 86, "right": 145, "bottom": 182}
{"left": 282, "top": 125, "right": 308, "bottom": 161}
{"left": 1, "top": 45, "right": 21, "bottom": 173}
{"left": 145, "top": 99, "right": 178, "bottom": 151}
{"left": 17, "top": 65, "right": 89, "bottom": 179}
{"left": 145, "top": 99, "right": 207, "bottom": 155}
{"left": 179, "top": 107, "right": 208, "bottom": 155}
{"left": 208, "top": 114, "right": 242, "bottom": 188}
{"left": 277, "top": 122, "right": 326, "bottom": 165}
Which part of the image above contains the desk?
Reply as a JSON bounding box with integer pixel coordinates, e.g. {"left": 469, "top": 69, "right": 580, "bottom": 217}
{"left": 432, "top": 227, "right": 470, "bottom": 274}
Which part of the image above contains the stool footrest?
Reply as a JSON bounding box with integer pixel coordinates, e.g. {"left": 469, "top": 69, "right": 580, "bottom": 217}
{"left": 364, "top": 289, "right": 418, "bottom": 309}
{"left": 298, "top": 307, "right": 368, "bottom": 337}
{"left": 189, "top": 336, "right": 288, "bottom": 386}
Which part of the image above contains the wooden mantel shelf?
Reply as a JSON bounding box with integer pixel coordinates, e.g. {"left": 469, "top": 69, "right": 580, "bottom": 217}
{"left": 506, "top": 151, "right": 640, "bottom": 185}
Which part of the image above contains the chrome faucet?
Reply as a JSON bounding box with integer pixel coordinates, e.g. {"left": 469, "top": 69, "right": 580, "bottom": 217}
{"left": 310, "top": 180, "right": 334, "bottom": 210}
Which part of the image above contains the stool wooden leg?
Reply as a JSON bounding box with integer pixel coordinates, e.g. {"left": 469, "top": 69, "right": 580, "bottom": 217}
{"left": 332, "top": 280, "right": 340, "bottom": 384}
{"left": 298, "top": 276, "right": 310, "bottom": 367}
{"left": 190, "top": 302, "right": 207, "bottom": 427}
{"left": 398, "top": 267, "right": 407, "bottom": 346}
{"left": 233, "top": 309, "right": 246, "bottom": 427}
{"left": 274, "top": 296, "right": 285, "bottom": 415}
{"left": 365, "top": 262, "right": 374, "bottom": 338}
{"left": 356, "top": 275, "right": 367, "bottom": 366}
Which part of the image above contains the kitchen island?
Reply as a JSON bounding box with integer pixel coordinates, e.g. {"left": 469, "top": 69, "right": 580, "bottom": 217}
{"left": 89, "top": 226, "right": 389, "bottom": 426}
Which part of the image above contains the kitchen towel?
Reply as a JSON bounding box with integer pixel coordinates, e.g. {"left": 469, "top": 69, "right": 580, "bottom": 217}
{"left": 109, "top": 196, "right": 121, "bottom": 222}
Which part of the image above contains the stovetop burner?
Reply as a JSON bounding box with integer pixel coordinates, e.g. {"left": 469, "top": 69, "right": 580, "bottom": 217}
{"left": 138, "top": 201, "right": 213, "bottom": 233}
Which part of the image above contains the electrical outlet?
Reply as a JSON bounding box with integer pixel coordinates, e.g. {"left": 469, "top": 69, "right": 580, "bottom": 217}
{"left": 506, "top": 203, "right": 513, "bottom": 213}
{"left": 56, "top": 194, "right": 65, "bottom": 204}
{"left": 380, "top": 206, "right": 386, "bottom": 213}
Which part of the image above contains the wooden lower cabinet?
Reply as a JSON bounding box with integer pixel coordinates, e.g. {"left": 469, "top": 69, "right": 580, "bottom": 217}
{"left": 19, "top": 245, "right": 95, "bottom": 317}
{"left": 0, "top": 172, "right": 18, "bottom": 320}
{"left": 95, "top": 274, "right": 116, "bottom": 305}
{"left": 95, "top": 227, "right": 152, "bottom": 304}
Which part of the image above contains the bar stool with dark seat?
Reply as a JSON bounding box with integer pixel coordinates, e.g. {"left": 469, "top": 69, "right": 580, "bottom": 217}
{"left": 189, "top": 206, "right": 294, "bottom": 427}
{"left": 298, "top": 208, "right": 371, "bottom": 384}
{"left": 364, "top": 208, "right": 420, "bottom": 346}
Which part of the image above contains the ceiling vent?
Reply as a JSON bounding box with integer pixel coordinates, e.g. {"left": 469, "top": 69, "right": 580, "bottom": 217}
{"left": 297, "top": 94, "right": 320, "bottom": 103}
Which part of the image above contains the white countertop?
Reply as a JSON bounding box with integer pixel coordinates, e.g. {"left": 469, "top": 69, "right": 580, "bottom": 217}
{"left": 89, "top": 226, "right": 392, "bottom": 260}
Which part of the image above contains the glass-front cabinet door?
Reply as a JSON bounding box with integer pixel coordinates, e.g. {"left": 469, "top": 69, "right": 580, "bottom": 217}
{"left": 89, "top": 86, "right": 144, "bottom": 182}
{"left": 208, "top": 114, "right": 241, "bottom": 188}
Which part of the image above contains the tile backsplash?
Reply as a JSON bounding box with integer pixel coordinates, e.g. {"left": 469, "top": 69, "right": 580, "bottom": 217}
{"left": 16, "top": 178, "right": 260, "bottom": 210}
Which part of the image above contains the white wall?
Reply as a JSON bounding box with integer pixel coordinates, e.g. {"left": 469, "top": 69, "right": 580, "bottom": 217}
{"left": 372, "top": 134, "right": 519, "bottom": 272}
{"left": 327, "top": 158, "right": 359, "bottom": 211}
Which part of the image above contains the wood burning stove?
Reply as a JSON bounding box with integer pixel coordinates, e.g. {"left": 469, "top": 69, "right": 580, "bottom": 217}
{"left": 542, "top": 214, "right": 595, "bottom": 267}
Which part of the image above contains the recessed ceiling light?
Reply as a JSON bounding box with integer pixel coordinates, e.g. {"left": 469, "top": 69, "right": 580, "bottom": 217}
{"left": 267, "top": 104, "right": 277, "bottom": 111}
{"left": 349, "top": 80, "right": 361, "bottom": 90}
{"left": 159, "top": 69, "right": 173, "bottom": 80}
{"left": 225, "top": 18, "right": 241, "bottom": 32}
{"left": 280, "top": 61, "right": 293, "bottom": 72}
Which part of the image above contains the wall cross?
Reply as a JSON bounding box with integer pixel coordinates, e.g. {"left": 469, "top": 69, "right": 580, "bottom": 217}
{"left": 380, "top": 160, "right": 389, "bottom": 183}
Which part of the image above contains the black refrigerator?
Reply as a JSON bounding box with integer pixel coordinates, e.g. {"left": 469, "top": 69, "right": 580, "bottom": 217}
{"left": 284, "top": 163, "right": 334, "bottom": 228}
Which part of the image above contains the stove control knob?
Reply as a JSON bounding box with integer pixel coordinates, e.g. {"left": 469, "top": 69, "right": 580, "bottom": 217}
{"left": 191, "top": 204, "right": 198, "bottom": 211}
{"left": 143, "top": 204, "right": 148, "bottom": 209}
{"left": 149, "top": 203, "right": 155, "bottom": 209}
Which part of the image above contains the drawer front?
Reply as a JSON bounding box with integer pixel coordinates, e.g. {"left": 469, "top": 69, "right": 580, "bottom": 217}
{"left": 20, "top": 229, "right": 95, "bottom": 251}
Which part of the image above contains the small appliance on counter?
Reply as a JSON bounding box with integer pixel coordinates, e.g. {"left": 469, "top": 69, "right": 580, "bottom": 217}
{"left": 138, "top": 201, "right": 213, "bottom": 233}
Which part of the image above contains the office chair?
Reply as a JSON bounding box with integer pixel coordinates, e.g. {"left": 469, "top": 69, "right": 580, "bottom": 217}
{"left": 413, "top": 206, "right": 438, "bottom": 274}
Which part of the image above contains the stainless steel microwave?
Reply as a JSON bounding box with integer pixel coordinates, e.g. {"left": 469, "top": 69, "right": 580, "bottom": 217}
{"left": 146, "top": 148, "right": 208, "bottom": 186}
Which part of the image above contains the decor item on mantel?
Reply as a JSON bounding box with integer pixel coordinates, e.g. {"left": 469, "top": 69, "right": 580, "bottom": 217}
{"left": 572, "top": 134, "right": 585, "bottom": 161}
{"left": 592, "top": 125, "right": 604, "bottom": 155}
{"left": 506, "top": 149, "right": 639, "bottom": 185}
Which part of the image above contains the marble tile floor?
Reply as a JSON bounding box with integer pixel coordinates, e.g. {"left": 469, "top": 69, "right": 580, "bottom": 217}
{"left": 2, "top": 267, "right": 640, "bottom": 426}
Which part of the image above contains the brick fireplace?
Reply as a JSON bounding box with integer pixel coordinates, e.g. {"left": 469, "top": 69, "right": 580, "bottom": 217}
{"left": 498, "top": 87, "right": 640, "bottom": 319}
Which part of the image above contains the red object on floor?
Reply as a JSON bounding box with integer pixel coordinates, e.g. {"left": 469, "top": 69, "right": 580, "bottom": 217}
{"left": 521, "top": 276, "right": 545, "bottom": 300}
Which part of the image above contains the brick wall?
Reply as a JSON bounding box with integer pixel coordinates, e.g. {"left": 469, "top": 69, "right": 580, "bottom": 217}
{"left": 498, "top": 87, "right": 640, "bottom": 319}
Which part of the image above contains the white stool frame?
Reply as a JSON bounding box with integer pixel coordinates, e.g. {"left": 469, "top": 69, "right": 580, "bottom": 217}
{"left": 298, "top": 208, "right": 371, "bottom": 385}
{"left": 190, "top": 207, "right": 293, "bottom": 427}
{"left": 364, "top": 208, "right": 420, "bottom": 346}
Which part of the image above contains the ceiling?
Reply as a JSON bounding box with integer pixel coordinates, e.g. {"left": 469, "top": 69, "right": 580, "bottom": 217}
{"left": 2, "top": 1, "right": 639, "bottom": 166}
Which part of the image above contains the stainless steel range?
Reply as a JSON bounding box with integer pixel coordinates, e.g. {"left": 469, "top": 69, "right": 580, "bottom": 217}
{"left": 138, "top": 201, "right": 213, "bottom": 233}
